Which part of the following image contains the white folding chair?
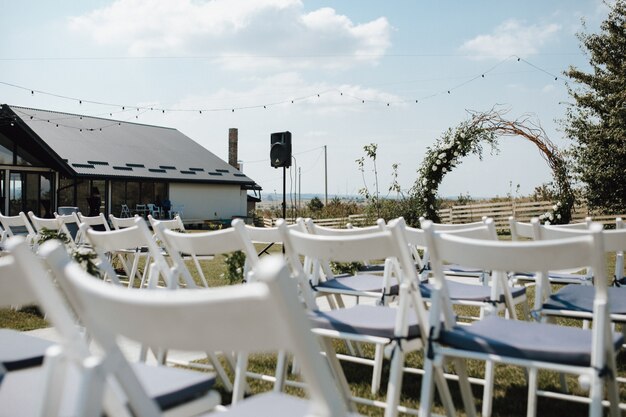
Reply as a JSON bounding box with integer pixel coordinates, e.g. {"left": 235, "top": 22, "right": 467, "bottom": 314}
{"left": 28, "top": 211, "right": 76, "bottom": 250}
{"left": 75, "top": 212, "right": 111, "bottom": 246}
{"left": 54, "top": 211, "right": 81, "bottom": 244}
{"left": 155, "top": 218, "right": 256, "bottom": 288}
{"left": 419, "top": 217, "right": 494, "bottom": 281}
{"left": 509, "top": 216, "right": 594, "bottom": 285}
{"left": 3, "top": 237, "right": 219, "bottom": 417}
{"left": 41, "top": 239, "right": 359, "bottom": 417}
{"left": 420, "top": 220, "right": 622, "bottom": 417}
{"left": 531, "top": 219, "right": 626, "bottom": 324}
{"left": 81, "top": 217, "right": 178, "bottom": 289}
{"left": 405, "top": 222, "right": 529, "bottom": 322}
{"left": 0, "top": 211, "right": 36, "bottom": 247}
{"left": 279, "top": 217, "right": 453, "bottom": 417}
{"left": 301, "top": 218, "right": 399, "bottom": 306}
{"left": 0, "top": 241, "right": 55, "bottom": 374}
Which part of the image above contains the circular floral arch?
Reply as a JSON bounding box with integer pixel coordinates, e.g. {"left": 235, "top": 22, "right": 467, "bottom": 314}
{"left": 412, "top": 109, "right": 575, "bottom": 224}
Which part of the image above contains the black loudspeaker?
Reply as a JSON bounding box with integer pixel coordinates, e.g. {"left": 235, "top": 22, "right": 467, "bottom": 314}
{"left": 270, "top": 131, "right": 292, "bottom": 168}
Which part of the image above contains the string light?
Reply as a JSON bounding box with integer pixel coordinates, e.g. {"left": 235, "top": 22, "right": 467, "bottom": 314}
{"left": 0, "top": 55, "right": 564, "bottom": 131}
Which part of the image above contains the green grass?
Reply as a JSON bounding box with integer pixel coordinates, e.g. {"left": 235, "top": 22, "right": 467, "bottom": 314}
{"left": 2, "top": 239, "right": 625, "bottom": 416}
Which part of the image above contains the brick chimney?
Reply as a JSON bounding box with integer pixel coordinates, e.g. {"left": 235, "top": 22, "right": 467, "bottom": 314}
{"left": 228, "top": 128, "right": 239, "bottom": 170}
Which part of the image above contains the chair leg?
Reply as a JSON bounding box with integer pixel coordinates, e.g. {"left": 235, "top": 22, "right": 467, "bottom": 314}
{"left": 371, "top": 343, "right": 384, "bottom": 394}
{"left": 605, "top": 350, "right": 621, "bottom": 417}
{"left": 232, "top": 352, "right": 249, "bottom": 404}
{"left": 418, "top": 356, "right": 436, "bottom": 417}
{"left": 452, "top": 357, "right": 476, "bottom": 417}
{"left": 526, "top": 367, "right": 538, "bottom": 417}
{"left": 274, "top": 350, "right": 288, "bottom": 393}
{"left": 206, "top": 351, "right": 234, "bottom": 392}
{"left": 481, "top": 360, "right": 495, "bottom": 417}
{"left": 588, "top": 371, "right": 603, "bottom": 417}
{"left": 384, "top": 344, "right": 405, "bottom": 417}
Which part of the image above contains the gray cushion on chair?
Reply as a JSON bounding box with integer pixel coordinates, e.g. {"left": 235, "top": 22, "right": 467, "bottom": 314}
{"left": 308, "top": 304, "right": 421, "bottom": 339}
{"left": 543, "top": 285, "right": 626, "bottom": 317}
{"left": 314, "top": 273, "right": 399, "bottom": 295}
{"left": 133, "top": 362, "right": 215, "bottom": 410}
{"left": 217, "top": 392, "right": 309, "bottom": 417}
{"left": 420, "top": 281, "right": 526, "bottom": 302}
{"left": 514, "top": 271, "right": 590, "bottom": 283}
{"left": 439, "top": 316, "right": 624, "bottom": 366}
{"left": 0, "top": 361, "right": 215, "bottom": 415}
{"left": 0, "top": 329, "right": 54, "bottom": 371}
{"left": 444, "top": 264, "right": 483, "bottom": 275}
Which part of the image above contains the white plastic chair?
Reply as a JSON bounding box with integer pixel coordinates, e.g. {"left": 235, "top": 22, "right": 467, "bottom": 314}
{"left": 41, "top": 240, "right": 359, "bottom": 417}
{"left": 301, "top": 218, "right": 399, "bottom": 306}
{"left": 0, "top": 211, "right": 36, "bottom": 246}
{"left": 420, "top": 220, "right": 622, "bottom": 417}
{"left": 54, "top": 211, "right": 81, "bottom": 244}
{"left": 81, "top": 217, "right": 177, "bottom": 288}
{"left": 28, "top": 211, "right": 76, "bottom": 250}
{"left": 278, "top": 217, "right": 452, "bottom": 417}
{"left": 3, "top": 237, "right": 220, "bottom": 417}
{"left": 75, "top": 212, "right": 111, "bottom": 246}
{"left": 509, "top": 216, "right": 594, "bottom": 285}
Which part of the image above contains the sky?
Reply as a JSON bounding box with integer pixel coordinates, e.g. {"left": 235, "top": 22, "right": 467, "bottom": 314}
{"left": 0, "top": 0, "right": 612, "bottom": 200}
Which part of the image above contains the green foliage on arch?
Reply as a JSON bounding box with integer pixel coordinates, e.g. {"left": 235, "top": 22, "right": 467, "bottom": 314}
{"left": 411, "top": 110, "right": 575, "bottom": 224}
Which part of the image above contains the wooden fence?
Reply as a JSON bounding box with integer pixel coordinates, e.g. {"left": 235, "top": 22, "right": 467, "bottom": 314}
{"left": 263, "top": 201, "right": 625, "bottom": 230}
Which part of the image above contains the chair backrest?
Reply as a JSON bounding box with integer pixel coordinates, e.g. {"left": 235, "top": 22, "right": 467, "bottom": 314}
{"left": 54, "top": 212, "right": 81, "bottom": 243}
{"left": 0, "top": 241, "right": 37, "bottom": 307}
{"left": 82, "top": 217, "right": 175, "bottom": 288}
{"left": 305, "top": 218, "right": 386, "bottom": 236}
{"left": 156, "top": 219, "right": 258, "bottom": 286}
{"left": 40, "top": 242, "right": 352, "bottom": 417}
{"left": 28, "top": 211, "right": 76, "bottom": 249}
{"left": 509, "top": 216, "right": 593, "bottom": 240}
{"left": 532, "top": 218, "right": 626, "bottom": 282}
{"left": 280, "top": 217, "right": 429, "bottom": 324}
{"left": 0, "top": 211, "right": 36, "bottom": 241}
{"left": 109, "top": 214, "right": 141, "bottom": 230}
{"left": 147, "top": 214, "right": 184, "bottom": 232}
{"left": 422, "top": 220, "right": 609, "bottom": 333}
{"left": 419, "top": 217, "right": 486, "bottom": 231}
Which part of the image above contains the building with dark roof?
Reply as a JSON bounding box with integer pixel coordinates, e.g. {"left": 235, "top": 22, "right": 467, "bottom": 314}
{"left": 0, "top": 104, "right": 260, "bottom": 222}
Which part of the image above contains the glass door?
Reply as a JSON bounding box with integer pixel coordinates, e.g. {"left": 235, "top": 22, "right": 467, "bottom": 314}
{"left": 9, "top": 172, "right": 24, "bottom": 215}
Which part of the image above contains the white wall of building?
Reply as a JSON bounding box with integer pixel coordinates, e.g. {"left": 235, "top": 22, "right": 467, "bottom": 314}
{"left": 169, "top": 183, "right": 246, "bottom": 220}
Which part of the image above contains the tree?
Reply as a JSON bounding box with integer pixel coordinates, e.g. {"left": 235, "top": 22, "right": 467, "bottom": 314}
{"left": 563, "top": 0, "right": 626, "bottom": 213}
{"left": 308, "top": 196, "right": 324, "bottom": 212}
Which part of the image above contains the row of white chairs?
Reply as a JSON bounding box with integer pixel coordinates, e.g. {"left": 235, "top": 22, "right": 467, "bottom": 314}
{"left": 1, "top": 213, "right": 624, "bottom": 416}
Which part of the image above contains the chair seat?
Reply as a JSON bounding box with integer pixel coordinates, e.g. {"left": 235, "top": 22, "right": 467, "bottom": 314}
{"left": 514, "top": 271, "right": 591, "bottom": 284}
{"left": 0, "top": 361, "right": 215, "bottom": 416}
{"left": 543, "top": 285, "right": 626, "bottom": 317}
{"left": 420, "top": 281, "right": 526, "bottom": 302}
{"left": 444, "top": 264, "right": 484, "bottom": 275}
{"left": 308, "top": 304, "right": 421, "bottom": 340}
{"left": 439, "top": 316, "right": 624, "bottom": 367}
{"left": 313, "top": 273, "right": 399, "bottom": 295}
{"left": 0, "top": 329, "right": 54, "bottom": 371}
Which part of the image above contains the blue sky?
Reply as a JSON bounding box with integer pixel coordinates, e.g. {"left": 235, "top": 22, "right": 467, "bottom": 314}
{"left": 0, "top": 0, "right": 610, "bottom": 199}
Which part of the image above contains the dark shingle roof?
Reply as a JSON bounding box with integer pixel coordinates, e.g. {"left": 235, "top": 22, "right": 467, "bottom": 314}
{"left": 8, "top": 105, "right": 257, "bottom": 186}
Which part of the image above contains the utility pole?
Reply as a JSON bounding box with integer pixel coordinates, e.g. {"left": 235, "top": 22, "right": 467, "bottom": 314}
{"left": 324, "top": 145, "right": 328, "bottom": 205}
{"left": 298, "top": 166, "right": 301, "bottom": 212}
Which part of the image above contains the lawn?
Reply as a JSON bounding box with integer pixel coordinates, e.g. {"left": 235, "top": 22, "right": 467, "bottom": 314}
{"left": 1, "top": 240, "right": 624, "bottom": 416}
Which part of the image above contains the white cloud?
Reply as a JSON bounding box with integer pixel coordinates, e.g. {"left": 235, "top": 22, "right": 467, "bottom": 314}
{"left": 460, "top": 19, "right": 560, "bottom": 59}
{"left": 68, "top": 0, "right": 391, "bottom": 70}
